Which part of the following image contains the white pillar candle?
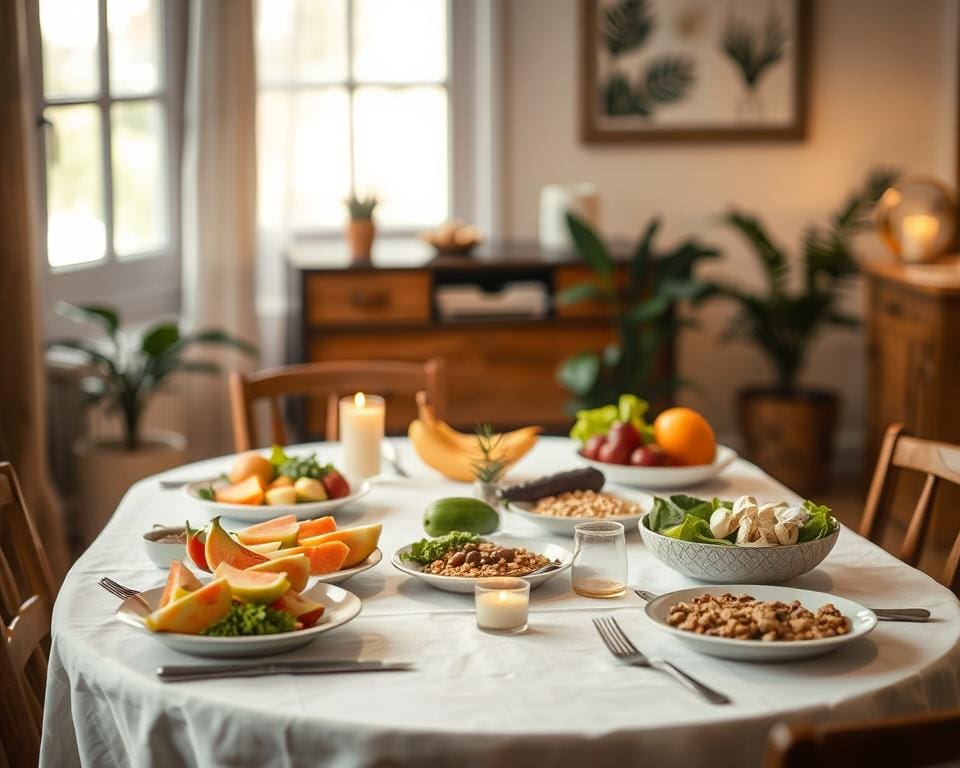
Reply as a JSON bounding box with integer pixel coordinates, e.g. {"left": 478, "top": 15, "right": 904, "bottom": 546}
{"left": 475, "top": 579, "right": 530, "bottom": 633}
{"left": 900, "top": 213, "right": 940, "bottom": 262}
{"left": 338, "top": 393, "right": 384, "bottom": 479}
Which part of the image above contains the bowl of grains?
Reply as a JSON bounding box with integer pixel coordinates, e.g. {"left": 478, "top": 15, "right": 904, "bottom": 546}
{"left": 391, "top": 532, "right": 573, "bottom": 594}
{"left": 507, "top": 490, "right": 649, "bottom": 536}
{"left": 643, "top": 585, "right": 877, "bottom": 661}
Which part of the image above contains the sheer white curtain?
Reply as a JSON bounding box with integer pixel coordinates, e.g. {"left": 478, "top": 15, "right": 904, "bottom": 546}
{"left": 181, "top": 0, "right": 259, "bottom": 459}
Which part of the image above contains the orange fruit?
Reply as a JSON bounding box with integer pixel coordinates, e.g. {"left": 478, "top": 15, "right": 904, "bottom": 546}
{"left": 653, "top": 408, "right": 716, "bottom": 466}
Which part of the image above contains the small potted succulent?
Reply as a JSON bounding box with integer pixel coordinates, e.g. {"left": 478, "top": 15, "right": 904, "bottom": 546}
{"left": 47, "top": 303, "right": 257, "bottom": 545}
{"left": 345, "top": 192, "right": 378, "bottom": 261}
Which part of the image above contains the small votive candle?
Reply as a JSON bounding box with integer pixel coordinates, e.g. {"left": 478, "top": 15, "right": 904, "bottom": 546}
{"left": 475, "top": 577, "right": 530, "bottom": 634}
{"left": 338, "top": 392, "right": 385, "bottom": 479}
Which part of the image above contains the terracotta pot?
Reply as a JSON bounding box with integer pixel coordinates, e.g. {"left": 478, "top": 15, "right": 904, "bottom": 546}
{"left": 73, "top": 430, "right": 187, "bottom": 547}
{"left": 347, "top": 219, "right": 375, "bottom": 261}
{"left": 737, "top": 389, "right": 838, "bottom": 496}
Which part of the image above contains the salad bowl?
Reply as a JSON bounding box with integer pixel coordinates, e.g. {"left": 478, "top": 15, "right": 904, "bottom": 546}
{"left": 576, "top": 445, "right": 737, "bottom": 489}
{"left": 184, "top": 479, "right": 371, "bottom": 522}
{"left": 115, "top": 581, "right": 362, "bottom": 658}
{"left": 639, "top": 513, "right": 840, "bottom": 584}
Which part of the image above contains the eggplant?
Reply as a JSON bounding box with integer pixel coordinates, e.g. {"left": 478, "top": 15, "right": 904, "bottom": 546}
{"left": 502, "top": 467, "right": 604, "bottom": 502}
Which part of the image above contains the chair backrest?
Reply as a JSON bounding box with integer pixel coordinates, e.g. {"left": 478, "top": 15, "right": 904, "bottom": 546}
{"left": 0, "top": 462, "right": 57, "bottom": 768}
{"left": 860, "top": 423, "right": 960, "bottom": 591}
{"left": 765, "top": 709, "right": 960, "bottom": 768}
{"left": 229, "top": 358, "right": 446, "bottom": 449}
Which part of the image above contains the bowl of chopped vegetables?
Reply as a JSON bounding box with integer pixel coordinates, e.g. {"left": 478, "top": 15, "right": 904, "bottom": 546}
{"left": 639, "top": 494, "right": 840, "bottom": 584}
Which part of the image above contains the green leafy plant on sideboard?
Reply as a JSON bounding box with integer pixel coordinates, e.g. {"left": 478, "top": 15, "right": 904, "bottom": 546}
{"left": 556, "top": 214, "right": 719, "bottom": 412}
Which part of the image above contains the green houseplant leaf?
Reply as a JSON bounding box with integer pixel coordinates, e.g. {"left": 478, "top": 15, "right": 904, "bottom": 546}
{"left": 601, "top": 0, "right": 654, "bottom": 56}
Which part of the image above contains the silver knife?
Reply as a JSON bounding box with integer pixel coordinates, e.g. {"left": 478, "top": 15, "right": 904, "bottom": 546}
{"left": 157, "top": 660, "right": 413, "bottom": 682}
{"left": 633, "top": 589, "right": 931, "bottom": 622}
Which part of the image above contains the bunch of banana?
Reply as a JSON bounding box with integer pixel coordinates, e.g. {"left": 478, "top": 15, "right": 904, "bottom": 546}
{"left": 408, "top": 394, "right": 541, "bottom": 482}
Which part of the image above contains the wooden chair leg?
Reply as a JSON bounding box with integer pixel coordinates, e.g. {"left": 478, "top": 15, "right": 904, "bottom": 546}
{"left": 899, "top": 474, "right": 939, "bottom": 566}
{"left": 860, "top": 424, "right": 905, "bottom": 542}
{"left": 229, "top": 372, "right": 254, "bottom": 452}
{"left": 326, "top": 393, "right": 340, "bottom": 440}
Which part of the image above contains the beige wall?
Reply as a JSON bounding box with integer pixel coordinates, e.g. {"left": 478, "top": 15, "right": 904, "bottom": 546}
{"left": 503, "top": 0, "right": 958, "bottom": 461}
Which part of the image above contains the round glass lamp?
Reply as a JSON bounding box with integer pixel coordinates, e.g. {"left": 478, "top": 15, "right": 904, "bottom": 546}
{"left": 876, "top": 176, "right": 956, "bottom": 263}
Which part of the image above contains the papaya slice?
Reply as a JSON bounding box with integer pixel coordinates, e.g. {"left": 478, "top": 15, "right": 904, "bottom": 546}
{"left": 297, "top": 516, "right": 336, "bottom": 542}
{"left": 215, "top": 475, "right": 265, "bottom": 506}
{"left": 159, "top": 560, "right": 203, "bottom": 608}
{"left": 235, "top": 514, "right": 298, "bottom": 547}
{"left": 266, "top": 541, "right": 349, "bottom": 575}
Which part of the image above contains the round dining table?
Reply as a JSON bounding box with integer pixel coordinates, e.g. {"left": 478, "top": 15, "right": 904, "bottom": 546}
{"left": 41, "top": 438, "right": 960, "bottom": 768}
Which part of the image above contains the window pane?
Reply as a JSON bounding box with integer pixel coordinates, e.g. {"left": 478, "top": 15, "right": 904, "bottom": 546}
{"left": 112, "top": 100, "right": 168, "bottom": 257}
{"left": 40, "top": 0, "right": 99, "bottom": 99}
{"left": 257, "top": 0, "right": 347, "bottom": 83}
{"left": 258, "top": 88, "right": 351, "bottom": 229}
{"left": 45, "top": 105, "right": 105, "bottom": 268}
{"left": 108, "top": 0, "right": 161, "bottom": 95}
{"left": 353, "top": 0, "right": 446, "bottom": 83}
{"left": 353, "top": 87, "right": 448, "bottom": 227}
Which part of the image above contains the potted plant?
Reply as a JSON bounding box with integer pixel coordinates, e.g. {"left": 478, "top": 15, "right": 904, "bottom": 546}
{"left": 557, "top": 213, "right": 718, "bottom": 411}
{"left": 714, "top": 169, "right": 898, "bottom": 494}
{"left": 345, "top": 192, "right": 378, "bottom": 261}
{"left": 48, "top": 303, "right": 257, "bottom": 545}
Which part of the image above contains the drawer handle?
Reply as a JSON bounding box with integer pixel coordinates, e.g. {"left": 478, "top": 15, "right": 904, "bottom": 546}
{"left": 349, "top": 290, "right": 389, "bottom": 309}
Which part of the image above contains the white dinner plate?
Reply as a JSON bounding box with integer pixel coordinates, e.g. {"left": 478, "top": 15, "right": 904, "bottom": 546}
{"left": 575, "top": 445, "right": 737, "bottom": 489}
{"left": 313, "top": 548, "right": 382, "bottom": 584}
{"left": 115, "top": 581, "right": 362, "bottom": 658}
{"left": 506, "top": 495, "right": 649, "bottom": 537}
{"left": 643, "top": 584, "right": 877, "bottom": 662}
{"left": 391, "top": 536, "right": 573, "bottom": 594}
{"left": 183, "top": 479, "right": 371, "bottom": 522}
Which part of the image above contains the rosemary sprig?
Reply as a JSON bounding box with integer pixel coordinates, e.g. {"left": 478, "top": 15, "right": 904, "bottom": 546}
{"left": 472, "top": 423, "right": 507, "bottom": 485}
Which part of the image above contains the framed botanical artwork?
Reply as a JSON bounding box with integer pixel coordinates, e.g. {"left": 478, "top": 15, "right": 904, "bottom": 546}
{"left": 580, "top": 0, "right": 811, "bottom": 143}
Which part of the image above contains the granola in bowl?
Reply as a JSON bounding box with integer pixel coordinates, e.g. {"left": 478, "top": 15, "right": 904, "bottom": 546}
{"left": 423, "top": 540, "right": 555, "bottom": 578}
{"left": 531, "top": 490, "right": 641, "bottom": 519}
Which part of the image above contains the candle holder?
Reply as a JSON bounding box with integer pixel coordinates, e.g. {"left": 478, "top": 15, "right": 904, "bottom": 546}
{"left": 875, "top": 176, "right": 956, "bottom": 264}
{"left": 475, "top": 577, "right": 530, "bottom": 634}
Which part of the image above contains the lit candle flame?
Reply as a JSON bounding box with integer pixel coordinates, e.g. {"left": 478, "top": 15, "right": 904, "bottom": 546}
{"left": 354, "top": 392, "right": 366, "bottom": 408}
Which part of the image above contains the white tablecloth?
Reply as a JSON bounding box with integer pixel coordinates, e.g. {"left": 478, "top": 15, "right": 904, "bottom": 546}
{"left": 41, "top": 439, "right": 960, "bottom": 768}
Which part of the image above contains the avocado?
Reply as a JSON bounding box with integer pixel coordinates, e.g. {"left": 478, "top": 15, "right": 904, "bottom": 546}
{"left": 423, "top": 497, "right": 499, "bottom": 536}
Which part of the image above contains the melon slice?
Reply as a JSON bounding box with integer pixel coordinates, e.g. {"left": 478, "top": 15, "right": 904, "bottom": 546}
{"left": 246, "top": 541, "right": 283, "bottom": 554}
{"left": 213, "top": 562, "right": 290, "bottom": 604}
{"left": 266, "top": 541, "right": 350, "bottom": 575}
{"left": 205, "top": 517, "right": 269, "bottom": 570}
{"left": 297, "top": 515, "right": 336, "bottom": 542}
{"left": 159, "top": 560, "right": 203, "bottom": 608}
{"left": 299, "top": 523, "right": 382, "bottom": 568}
{"left": 271, "top": 590, "right": 325, "bottom": 628}
{"left": 146, "top": 578, "right": 232, "bottom": 634}
{"left": 246, "top": 553, "right": 310, "bottom": 592}
{"left": 215, "top": 475, "right": 265, "bottom": 506}
{"left": 235, "top": 514, "right": 299, "bottom": 548}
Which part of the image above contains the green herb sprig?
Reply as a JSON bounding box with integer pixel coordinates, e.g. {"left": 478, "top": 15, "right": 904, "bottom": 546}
{"left": 401, "top": 532, "right": 482, "bottom": 564}
{"left": 471, "top": 423, "right": 507, "bottom": 485}
{"left": 202, "top": 603, "right": 296, "bottom": 637}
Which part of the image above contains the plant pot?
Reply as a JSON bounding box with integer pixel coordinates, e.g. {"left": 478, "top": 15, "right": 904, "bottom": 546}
{"left": 73, "top": 430, "right": 187, "bottom": 547}
{"left": 737, "top": 388, "right": 838, "bottom": 496}
{"left": 347, "top": 219, "right": 375, "bottom": 261}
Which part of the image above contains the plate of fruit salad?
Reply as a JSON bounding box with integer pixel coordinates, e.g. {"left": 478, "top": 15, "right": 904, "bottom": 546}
{"left": 184, "top": 513, "right": 383, "bottom": 585}
{"left": 571, "top": 395, "right": 736, "bottom": 489}
{"left": 115, "top": 560, "right": 362, "bottom": 658}
{"left": 185, "top": 445, "right": 370, "bottom": 522}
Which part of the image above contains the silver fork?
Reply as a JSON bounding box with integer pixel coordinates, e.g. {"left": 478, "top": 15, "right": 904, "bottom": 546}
{"left": 592, "top": 616, "right": 731, "bottom": 705}
{"left": 99, "top": 577, "right": 152, "bottom": 611}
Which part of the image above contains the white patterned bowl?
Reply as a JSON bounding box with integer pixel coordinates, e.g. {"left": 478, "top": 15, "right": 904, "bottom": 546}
{"left": 639, "top": 514, "right": 840, "bottom": 584}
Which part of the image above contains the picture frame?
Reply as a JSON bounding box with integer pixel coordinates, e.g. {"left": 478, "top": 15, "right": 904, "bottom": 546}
{"left": 580, "top": 0, "right": 811, "bottom": 143}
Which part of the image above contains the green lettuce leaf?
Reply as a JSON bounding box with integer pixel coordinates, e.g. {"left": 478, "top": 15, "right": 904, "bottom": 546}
{"left": 662, "top": 516, "right": 732, "bottom": 546}
{"left": 798, "top": 500, "right": 838, "bottom": 542}
{"left": 569, "top": 394, "right": 654, "bottom": 444}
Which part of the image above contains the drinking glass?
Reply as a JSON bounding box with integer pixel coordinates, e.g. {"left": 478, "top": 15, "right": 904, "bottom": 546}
{"left": 572, "top": 521, "right": 627, "bottom": 598}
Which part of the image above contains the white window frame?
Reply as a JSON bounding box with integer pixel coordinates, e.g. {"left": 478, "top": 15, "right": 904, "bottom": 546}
{"left": 26, "top": 0, "right": 184, "bottom": 333}
{"left": 259, "top": 0, "right": 504, "bottom": 240}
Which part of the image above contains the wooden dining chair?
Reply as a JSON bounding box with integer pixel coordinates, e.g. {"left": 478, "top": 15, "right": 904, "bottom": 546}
{"left": 0, "top": 462, "right": 58, "bottom": 768}
{"left": 765, "top": 709, "right": 960, "bottom": 768}
{"left": 229, "top": 358, "right": 446, "bottom": 450}
{"left": 859, "top": 423, "right": 960, "bottom": 592}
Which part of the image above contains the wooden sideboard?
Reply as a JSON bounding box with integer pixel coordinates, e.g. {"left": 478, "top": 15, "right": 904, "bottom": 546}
{"left": 863, "top": 257, "right": 960, "bottom": 542}
{"left": 287, "top": 239, "right": 670, "bottom": 437}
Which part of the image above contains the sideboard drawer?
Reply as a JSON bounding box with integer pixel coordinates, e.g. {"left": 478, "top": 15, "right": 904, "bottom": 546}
{"left": 305, "top": 272, "right": 431, "bottom": 327}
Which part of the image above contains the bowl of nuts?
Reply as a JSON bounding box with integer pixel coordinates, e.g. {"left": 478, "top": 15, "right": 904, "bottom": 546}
{"left": 391, "top": 533, "right": 573, "bottom": 594}
{"left": 508, "top": 490, "right": 649, "bottom": 537}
